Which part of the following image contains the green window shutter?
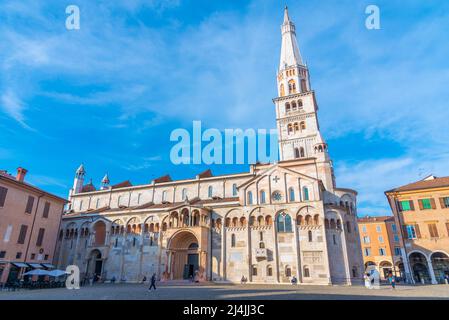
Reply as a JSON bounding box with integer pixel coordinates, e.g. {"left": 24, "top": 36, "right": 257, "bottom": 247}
{"left": 401, "top": 200, "right": 411, "bottom": 211}
{"left": 422, "top": 199, "right": 431, "bottom": 209}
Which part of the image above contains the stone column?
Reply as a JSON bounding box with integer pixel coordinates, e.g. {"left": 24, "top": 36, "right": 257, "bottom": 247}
{"left": 57, "top": 232, "right": 66, "bottom": 269}
{"left": 293, "top": 223, "right": 302, "bottom": 283}
{"left": 247, "top": 224, "right": 252, "bottom": 282}
{"left": 339, "top": 224, "right": 352, "bottom": 285}
{"left": 427, "top": 256, "right": 438, "bottom": 284}
{"left": 73, "top": 229, "right": 82, "bottom": 267}
{"left": 272, "top": 222, "right": 280, "bottom": 283}
{"left": 138, "top": 223, "right": 145, "bottom": 280}
{"left": 221, "top": 225, "right": 226, "bottom": 281}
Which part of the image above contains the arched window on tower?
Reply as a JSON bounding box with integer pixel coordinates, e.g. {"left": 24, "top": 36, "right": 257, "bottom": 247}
{"left": 298, "top": 99, "right": 303, "bottom": 108}
{"left": 294, "top": 122, "right": 299, "bottom": 132}
{"left": 288, "top": 124, "right": 293, "bottom": 134}
{"left": 285, "top": 102, "right": 291, "bottom": 113}
{"left": 300, "top": 121, "right": 306, "bottom": 130}
{"left": 308, "top": 230, "right": 313, "bottom": 242}
{"left": 280, "top": 84, "right": 285, "bottom": 97}
{"left": 288, "top": 80, "right": 297, "bottom": 94}
{"left": 231, "top": 233, "right": 236, "bottom": 247}
{"left": 301, "top": 79, "right": 307, "bottom": 92}
{"left": 294, "top": 148, "right": 300, "bottom": 159}
{"left": 291, "top": 101, "right": 297, "bottom": 111}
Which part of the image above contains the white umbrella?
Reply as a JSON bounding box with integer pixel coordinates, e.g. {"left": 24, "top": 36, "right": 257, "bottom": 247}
{"left": 47, "top": 270, "right": 68, "bottom": 277}
{"left": 23, "top": 269, "right": 50, "bottom": 276}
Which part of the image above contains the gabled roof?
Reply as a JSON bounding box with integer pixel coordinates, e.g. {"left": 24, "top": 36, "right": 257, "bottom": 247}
{"left": 386, "top": 175, "right": 449, "bottom": 193}
{"left": 111, "top": 180, "right": 132, "bottom": 189}
{"left": 197, "top": 169, "right": 213, "bottom": 178}
{"left": 152, "top": 175, "right": 172, "bottom": 183}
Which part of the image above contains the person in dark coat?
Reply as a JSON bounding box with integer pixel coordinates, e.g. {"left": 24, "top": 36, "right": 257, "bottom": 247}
{"left": 148, "top": 273, "right": 157, "bottom": 291}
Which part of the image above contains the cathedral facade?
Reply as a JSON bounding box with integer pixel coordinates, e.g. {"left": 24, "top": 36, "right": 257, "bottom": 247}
{"left": 55, "top": 8, "right": 363, "bottom": 285}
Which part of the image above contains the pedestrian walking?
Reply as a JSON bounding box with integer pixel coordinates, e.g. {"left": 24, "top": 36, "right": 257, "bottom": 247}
{"left": 388, "top": 272, "right": 396, "bottom": 289}
{"left": 148, "top": 273, "right": 157, "bottom": 291}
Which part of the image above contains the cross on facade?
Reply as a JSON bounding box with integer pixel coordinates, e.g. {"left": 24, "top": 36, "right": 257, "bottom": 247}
{"left": 273, "top": 176, "right": 280, "bottom": 183}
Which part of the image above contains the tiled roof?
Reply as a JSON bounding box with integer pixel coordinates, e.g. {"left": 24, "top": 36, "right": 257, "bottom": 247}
{"left": 197, "top": 169, "right": 213, "bottom": 178}
{"left": 357, "top": 216, "right": 395, "bottom": 223}
{"left": 111, "top": 180, "right": 132, "bottom": 189}
{"left": 387, "top": 176, "right": 449, "bottom": 193}
{"left": 0, "top": 169, "right": 67, "bottom": 203}
{"left": 152, "top": 175, "right": 172, "bottom": 183}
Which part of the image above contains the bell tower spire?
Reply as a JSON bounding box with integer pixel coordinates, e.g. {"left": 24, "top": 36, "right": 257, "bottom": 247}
{"left": 273, "top": 7, "right": 334, "bottom": 190}
{"left": 279, "top": 6, "right": 303, "bottom": 70}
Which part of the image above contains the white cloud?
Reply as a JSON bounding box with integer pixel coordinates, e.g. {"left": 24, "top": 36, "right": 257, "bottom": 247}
{"left": 0, "top": 89, "right": 34, "bottom": 130}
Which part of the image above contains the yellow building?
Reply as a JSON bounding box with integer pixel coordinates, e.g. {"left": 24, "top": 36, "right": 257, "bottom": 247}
{"left": 385, "top": 175, "right": 449, "bottom": 284}
{"left": 357, "top": 216, "right": 403, "bottom": 280}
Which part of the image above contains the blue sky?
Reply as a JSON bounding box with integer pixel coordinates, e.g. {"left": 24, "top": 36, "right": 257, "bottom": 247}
{"left": 1, "top": 0, "right": 449, "bottom": 216}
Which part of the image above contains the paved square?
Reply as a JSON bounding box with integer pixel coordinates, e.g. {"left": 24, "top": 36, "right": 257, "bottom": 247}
{"left": 1, "top": 283, "right": 449, "bottom": 300}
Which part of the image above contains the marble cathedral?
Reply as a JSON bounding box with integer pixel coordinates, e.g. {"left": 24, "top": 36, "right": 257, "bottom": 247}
{"left": 56, "top": 8, "right": 364, "bottom": 285}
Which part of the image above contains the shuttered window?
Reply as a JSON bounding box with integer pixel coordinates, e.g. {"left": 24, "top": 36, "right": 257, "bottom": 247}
{"left": 440, "top": 197, "right": 449, "bottom": 209}
{"left": 0, "top": 186, "right": 8, "bottom": 207}
{"left": 36, "top": 228, "right": 45, "bottom": 246}
{"left": 419, "top": 198, "right": 435, "bottom": 210}
{"left": 400, "top": 200, "right": 414, "bottom": 211}
{"left": 25, "top": 196, "right": 34, "bottom": 214}
{"left": 42, "top": 202, "right": 50, "bottom": 218}
{"left": 17, "top": 225, "right": 28, "bottom": 244}
{"left": 428, "top": 224, "right": 439, "bottom": 238}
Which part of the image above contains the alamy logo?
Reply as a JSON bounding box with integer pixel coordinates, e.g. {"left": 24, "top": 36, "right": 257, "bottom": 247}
{"left": 66, "top": 265, "right": 80, "bottom": 289}
{"left": 364, "top": 265, "right": 380, "bottom": 289}
{"left": 66, "top": 5, "right": 80, "bottom": 30}
{"left": 170, "top": 121, "right": 279, "bottom": 165}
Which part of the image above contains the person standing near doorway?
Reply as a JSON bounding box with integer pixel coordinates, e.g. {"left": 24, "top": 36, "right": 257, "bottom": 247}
{"left": 148, "top": 273, "right": 156, "bottom": 291}
{"left": 388, "top": 272, "right": 396, "bottom": 289}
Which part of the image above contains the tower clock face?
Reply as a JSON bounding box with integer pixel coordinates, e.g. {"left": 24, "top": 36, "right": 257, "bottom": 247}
{"left": 272, "top": 191, "right": 282, "bottom": 201}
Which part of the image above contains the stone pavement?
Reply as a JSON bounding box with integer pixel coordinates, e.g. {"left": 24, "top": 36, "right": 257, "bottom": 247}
{"left": 1, "top": 283, "right": 448, "bottom": 300}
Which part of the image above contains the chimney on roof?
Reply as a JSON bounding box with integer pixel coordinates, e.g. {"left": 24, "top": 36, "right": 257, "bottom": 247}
{"left": 16, "top": 167, "right": 28, "bottom": 182}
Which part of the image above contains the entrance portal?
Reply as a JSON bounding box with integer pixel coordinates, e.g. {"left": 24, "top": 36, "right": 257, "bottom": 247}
{"left": 168, "top": 231, "right": 200, "bottom": 280}
{"left": 87, "top": 249, "right": 103, "bottom": 279}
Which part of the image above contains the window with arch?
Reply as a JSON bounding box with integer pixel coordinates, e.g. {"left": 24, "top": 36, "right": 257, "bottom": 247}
{"left": 288, "top": 187, "right": 295, "bottom": 202}
{"left": 260, "top": 190, "right": 266, "bottom": 204}
{"left": 288, "top": 124, "right": 293, "bottom": 134}
{"left": 288, "top": 79, "right": 296, "bottom": 94}
{"left": 300, "top": 79, "right": 307, "bottom": 92}
{"left": 267, "top": 265, "right": 273, "bottom": 277}
{"left": 280, "top": 84, "right": 285, "bottom": 97}
{"left": 208, "top": 186, "right": 213, "bottom": 198}
{"left": 303, "top": 265, "right": 310, "bottom": 277}
{"left": 232, "top": 184, "right": 237, "bottom": 196}
{"left": 308, "top": 230, "right": 313, "bottom": 242}
{"left": 285, "top": 102, "right": 291, "bottom": 113}
{"left": 300, "top": 121, "right": 306, "bottom": 130}
{"left": 294, "top": 122, "right": 299, "bottom": 132}
{"left": 303, "top": 186, "right": 310, "bottom": 201}
{"left": 182, "top": 188, "right": 187, "bottom": 200}
{"left": 285, "top": 265, "right": 292, "bottom": 277}
{"left": 95, "top": 198, "right": 100, "bottom": 209}
{"left": 247, "top": 191, "right": 253, "bottom": 205}
{"left": 291, "top": 101, "right": 297, "bottom": 111}
{"left": 231, "top": 234, "right": 236, "bottom": 247}
{"left": 252, "top": 265, "right": 258, "bottom": 276}
{"left": 259, "top": 241, "right": 265, "bottom": 249}
{"left": 276, "top": 213, "right": 292, "bottom": 233}
{"left": 294, "top": 148, "right": 300, "bottom": 159}
{"left": 162, "top": 191, "right": 167, "bottom": 202}
{"left": 300, "top": 147, "right": 305, "bottom": 158}
{"left": 298, "top": 99, "right": 303, "bottom": 108}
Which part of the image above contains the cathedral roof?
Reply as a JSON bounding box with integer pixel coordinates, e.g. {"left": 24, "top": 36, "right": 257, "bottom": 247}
{"left": 152, "top": 175, "right": 172, "bottom": 183}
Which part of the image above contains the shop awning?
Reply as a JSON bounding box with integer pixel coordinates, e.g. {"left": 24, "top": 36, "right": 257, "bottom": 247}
{"left": 42, "top": 263, "right": 55, "bottom": 269}
{"left": 12, "top": 262, "right": 29, "bottom": 268}
{"left": 28, "top": 263, "right": 44, "bottom": 269}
